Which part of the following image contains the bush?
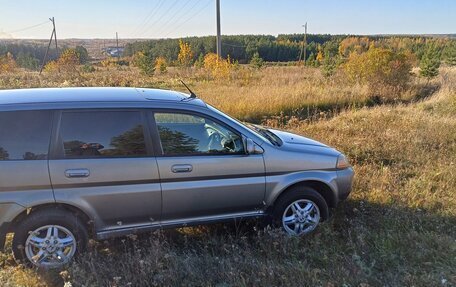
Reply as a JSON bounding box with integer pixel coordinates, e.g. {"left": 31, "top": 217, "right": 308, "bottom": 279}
{"left": 203, "top": 53, "right": 234, "bottom": 80}
{"left": 343, "top": 47, "right": 412, "bottom": 98}
{"left": 44, "top": 48, "right": 80, "bottom": 74}
{"left": 81, "top": 64, "right": 96, "bottom": 73}
{"left": 0, "top": 53, "right": 17, "bottom": 73}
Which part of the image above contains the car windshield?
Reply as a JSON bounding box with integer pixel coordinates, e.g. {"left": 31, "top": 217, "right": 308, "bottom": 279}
{"left": 207, "top": 104, "right": 282, "bottom": 146}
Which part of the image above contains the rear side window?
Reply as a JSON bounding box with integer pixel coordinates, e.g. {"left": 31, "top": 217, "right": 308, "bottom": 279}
{"left": 59, "top": 111, "right": 147, "bottom": 158}
{"left": 0, "top": 110, "right": 52, "bottom": 160}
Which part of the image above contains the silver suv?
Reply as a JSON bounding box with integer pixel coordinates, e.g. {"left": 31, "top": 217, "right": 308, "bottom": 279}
{"left": 0, "top": 87, "right": 353, "bottom": 268}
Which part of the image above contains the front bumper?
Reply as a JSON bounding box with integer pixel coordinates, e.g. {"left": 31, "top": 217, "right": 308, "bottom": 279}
{"left": 336, "top": 167, "right": 354, "bottom": 201}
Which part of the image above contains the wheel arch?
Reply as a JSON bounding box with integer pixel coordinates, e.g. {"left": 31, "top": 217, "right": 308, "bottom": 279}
{"left": 267, "top": 179, "right": 337, "bottom": 214}
{"left": 10, "top": 203, "right": 94, "bottom": 236}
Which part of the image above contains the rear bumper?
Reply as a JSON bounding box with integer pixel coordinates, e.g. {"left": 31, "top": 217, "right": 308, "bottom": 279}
{"left": 336, "top": 167, "right": 354, "bottom": 201}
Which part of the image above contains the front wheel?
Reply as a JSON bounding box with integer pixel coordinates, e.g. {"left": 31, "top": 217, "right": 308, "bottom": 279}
{"left": 12, "top": 208, "right": 88, "bottom": 268}
{"left": 273, "top": 186, "right": 329, "bottom": 236}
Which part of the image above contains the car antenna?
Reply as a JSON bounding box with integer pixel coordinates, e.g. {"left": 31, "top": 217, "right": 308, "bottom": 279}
{"left": 180, "top": 80, "right": 197, "bottom": 99}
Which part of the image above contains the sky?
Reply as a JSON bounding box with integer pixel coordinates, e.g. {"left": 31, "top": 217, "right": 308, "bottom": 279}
{"left": 0, "top": 0, "right": 455, "bottom": 39}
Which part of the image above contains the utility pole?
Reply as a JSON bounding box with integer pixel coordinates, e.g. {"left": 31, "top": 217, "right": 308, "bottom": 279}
{"left": 116, "top": 32, "right": 119, "bottom": 51}
{"left": 216, "top": 0, "right": 222, "bottom": 58}
{"left": 39, "top": 17, "right": 58, "bottom": 74}
{"left": 299, "top": 23, "right": 308, "bottom": 65}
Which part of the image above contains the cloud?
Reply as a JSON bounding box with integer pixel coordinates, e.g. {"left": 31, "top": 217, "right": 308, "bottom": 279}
{"left": 0, "top": 31, "right": 14, "bottom": 39}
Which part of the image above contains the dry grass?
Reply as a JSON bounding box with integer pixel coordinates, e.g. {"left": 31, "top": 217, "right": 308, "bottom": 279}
{"left": 0, "top": 66, "right": 455, "bottom": 286}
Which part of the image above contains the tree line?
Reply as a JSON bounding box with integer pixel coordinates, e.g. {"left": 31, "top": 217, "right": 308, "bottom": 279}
{"left": 1, "top": 34, "right": 455, "bottom": 72}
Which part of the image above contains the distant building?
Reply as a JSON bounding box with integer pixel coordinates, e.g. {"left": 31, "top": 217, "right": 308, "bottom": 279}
{"left": 103, "top": 47, "right": 124, "bottom": 57}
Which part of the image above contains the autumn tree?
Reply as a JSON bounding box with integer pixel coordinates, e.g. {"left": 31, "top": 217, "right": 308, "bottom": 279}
{"left": 44, "top": 48, "right": 80, "bottom": 73}
{"left": 420, "top": 45, "right": 441, "bottom": 79}
{"left": 338, "top": 37, "right": 371, "bottom": 58}
{"left": 0, "top": 52, "right": 17, "bottom": 73}
{"left": 203, "top": 53, "right": 234, "bottom": 80}
{"left": 177, "top": 40, "right": 193, "bottom": 67}
{"left": 154, "top": 57, "right": 167, "bottom": 74}
{"left": 344, "top": 47, "right": 411, "bottom": 99}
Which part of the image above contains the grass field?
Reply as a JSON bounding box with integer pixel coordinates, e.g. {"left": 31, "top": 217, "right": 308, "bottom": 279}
{"left": 0, "top": 65, "right": 455, "bottom": 286}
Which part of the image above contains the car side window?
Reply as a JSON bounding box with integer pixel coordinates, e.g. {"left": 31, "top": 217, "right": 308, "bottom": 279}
{"left": 154, "top": 112, "right": 245, "bottom": 156}
{"left": 59, "top": 111, "right": 147, "bottom": 158}
{"left": 0, "top": 110, "right": 52, "bottom": 160}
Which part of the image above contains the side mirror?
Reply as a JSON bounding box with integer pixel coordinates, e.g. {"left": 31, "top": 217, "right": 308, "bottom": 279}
{"left": 244, "top": 138, "right": 264, "bottom": 154}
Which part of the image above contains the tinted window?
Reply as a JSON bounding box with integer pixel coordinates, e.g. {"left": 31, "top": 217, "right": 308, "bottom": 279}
{"left": 60, "top": 111, "right": 147, "bottom": 158}
{"left": 0, "top": 110, "right": 51, "bottom": 160}
{"left": 155, "top": 113, "right": 244, "bottom": 156}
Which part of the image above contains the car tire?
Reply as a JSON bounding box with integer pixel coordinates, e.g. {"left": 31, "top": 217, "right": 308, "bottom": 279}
{"left": 12, "top": 208, "right": 88, "bottom": 268}
{"left": 272, "top": 186, "right": 329, "bottom": 236}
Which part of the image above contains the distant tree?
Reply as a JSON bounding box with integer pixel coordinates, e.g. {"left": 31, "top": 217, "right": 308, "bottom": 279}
{"left": 321, "top": 55, "right": 337, "bottom": 78}
{"left": 338, "top": 37, "right": 371, "bottom": 58}
{"left": 132, "top": 51, "right": 155, "bottom": 76}
{"left": 74, "top": 46, "right": 89, "bottom": 64}
{"left": 194, "top": 53, "right": 205, "bottom": 68}
{"left": 420, "top": 45, "right": 441, "bottom": 79}
{"left": 16, "top": 52, "right": 39, "bottom": 70}
{"left": 177, "top": 39, "right": 194, "bottom": 67}
{"left": 249, "top": 52, "right": 264, "bottom": 69}
{"left": 306, "top": 52, "right": 318, "bottom": 67}
{"left": 154, "top": 56, "right": 167, "bottom": 73}
{"left": 442, "top": 41, "right": 456, "bottom": 66}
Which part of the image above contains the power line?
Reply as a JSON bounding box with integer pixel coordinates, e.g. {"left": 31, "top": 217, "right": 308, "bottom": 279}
{"left": 139, "top": 0, "right": 180, "bottom": 38}
{"left": 4, "top": 20, "right": 49, "bottom": 34}
{"left": 160, "top": 0, "right": 204, "bottom": 37}
{"left": 163, "top": 0, "right": 212, "bottom": 38}
{"left": 222, "top": 42, "right": 247, "bottom": 48}
{"left": 131, "top": 0, "right": 164, "bottom": 37}
{"left": 152, "top": 0, "right": 193, "bottom": 37}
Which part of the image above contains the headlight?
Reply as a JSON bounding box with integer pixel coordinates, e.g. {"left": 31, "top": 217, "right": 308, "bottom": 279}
{"left": 336, "top": 154, "right": 351, "bottom": 169}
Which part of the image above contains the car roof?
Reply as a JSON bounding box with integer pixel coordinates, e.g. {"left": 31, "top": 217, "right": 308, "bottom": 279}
{"left": 0, "top": 87, "right": 206, "bottom": 107}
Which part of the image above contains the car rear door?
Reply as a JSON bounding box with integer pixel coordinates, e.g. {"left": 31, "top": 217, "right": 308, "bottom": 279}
{"left": 151, "top": 111, "right": 266, "bottom": 223}
{"left": 49, "top": 109, "right": 161, "bottom": 233}
{"left": 0, "top": 110, "right": 55, "bottom": 207}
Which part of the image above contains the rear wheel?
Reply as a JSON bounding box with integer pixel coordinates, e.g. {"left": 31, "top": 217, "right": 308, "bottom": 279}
{"left": 273, "top": 186, "right": 329, "bottom": 236}
{"left": 12, "top": 208, "right": 88, "bottom": 268}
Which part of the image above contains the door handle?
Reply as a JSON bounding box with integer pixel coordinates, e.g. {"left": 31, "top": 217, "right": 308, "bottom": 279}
{"left": 65, "top": 168, "right": 90, "bottom": 178}
{"left": 171, "top": 164, "right": 193, "bottom": 173}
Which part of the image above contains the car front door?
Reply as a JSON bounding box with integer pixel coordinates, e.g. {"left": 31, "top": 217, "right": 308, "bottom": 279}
{"left": 152, "top": 111, "right": 266, "bottom": 223}
{"left": 49, "top": 109, "right": 161, "bottom": 234}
